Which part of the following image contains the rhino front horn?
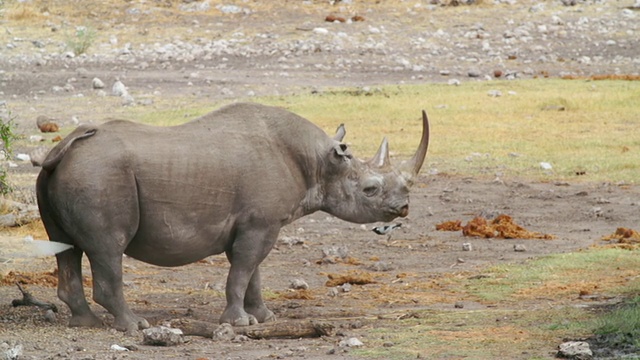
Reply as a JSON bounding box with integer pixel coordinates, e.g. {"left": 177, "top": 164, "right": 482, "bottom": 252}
{"left": 399, "top": 110, "right": 430, "bottom": 178}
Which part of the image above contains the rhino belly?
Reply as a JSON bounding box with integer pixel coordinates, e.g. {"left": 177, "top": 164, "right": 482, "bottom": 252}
{"left": 124, "top": 210, "right": 234, "bottom": 267}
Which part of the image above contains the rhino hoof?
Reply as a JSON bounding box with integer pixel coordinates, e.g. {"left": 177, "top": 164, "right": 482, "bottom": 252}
{"left": 232, "top": 315, "right": 258, "bottom": 327}
{"left": 68, "top": 314, "right": 104, "bottom": 328}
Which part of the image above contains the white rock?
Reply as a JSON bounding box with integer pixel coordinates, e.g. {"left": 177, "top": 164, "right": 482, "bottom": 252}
{"left": 121, "top": 94, "right": 135, "bottom": 106}
{"left": 557, "top": 341, "right": 592, "bottom": 358}
{"left": 212, "top": 323, "right": 235, "bottom": 341}
{"left": 110, "top": 344, "right": 129, "bottom": 351}
{"left": 313, "top": 27, "right": 329, "bottom": 35}
{"left": 339, "top": 337, "right": 364, "bottom": 347}
{"left": 540, "top": 162, "right": 553, "bottom": 170}
{"left": 112, "top": 80, "right": 128, "bottom": 96}
{"left": 290, "top": 278, "right": 309, "bottom": 290}
{"left": 142, "top": 326, "right": 184, "bottom": 346}
{"left": 92, "top": 77, "right": 105, "bottom": 89}
{"left": 1, "top": 342, "right": 22, "bottom": 360}
{"left": 15, "top": 153, "right": 30, "bottom": 162}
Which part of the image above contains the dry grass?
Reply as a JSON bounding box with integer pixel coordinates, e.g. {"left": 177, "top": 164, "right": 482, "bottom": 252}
{"left": 352, "top": 247, "right": 640, "bottom": 359}
{"left": 258, "top": 79, "right": 640, "bottom": 183}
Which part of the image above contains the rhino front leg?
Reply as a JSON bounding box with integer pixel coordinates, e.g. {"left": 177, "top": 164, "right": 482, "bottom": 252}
{"left": 88, "top": 251, "right": 149, "bottom": 332}
{"left": 220, "top": 226, "right": 278, "bottom": 326}
{"left": 56, "top": 248, "right": 104, "bottom": 328}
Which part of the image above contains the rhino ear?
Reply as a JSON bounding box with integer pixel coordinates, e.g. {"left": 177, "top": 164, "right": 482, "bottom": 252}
{"left": 333, "top": 123, "right": 346, "bottom": 142}
{"left": 332, "top": 143, "right": 352, "bottom": 162}
{"left": 369, "top": 137, "right": 390, "bottom": 168}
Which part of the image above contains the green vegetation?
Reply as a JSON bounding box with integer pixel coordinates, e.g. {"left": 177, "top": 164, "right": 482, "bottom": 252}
{"left": 66, "top": 26, "right": 97, "bottom": 55}
{"left": 351, "top": 247, "right": 640, "bottom": 359}
{"left": 594, "top": 296, "right": 640, "bottom": 347}
{"left": 0, "top": 112, "right": 18, "bottom": 195}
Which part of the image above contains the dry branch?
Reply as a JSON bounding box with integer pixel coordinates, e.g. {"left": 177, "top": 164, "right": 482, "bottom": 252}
{"left": 11, "top": 283, "right": 58, "bottom": 312}
{"left": 169, "top": 318, "right": 334, "bottom": 339}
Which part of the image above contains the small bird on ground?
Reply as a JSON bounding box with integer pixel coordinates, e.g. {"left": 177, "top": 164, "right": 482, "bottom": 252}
{"left": 372, "top": 223, "right": 402, "bottom": 235}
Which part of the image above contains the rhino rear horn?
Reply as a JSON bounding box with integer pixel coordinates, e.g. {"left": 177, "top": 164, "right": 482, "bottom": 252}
{"left": 399, "top": 110, "right": 430, "bottom": 178}
{"left": 369, "top": 137, "right": 390, "bottom": 168}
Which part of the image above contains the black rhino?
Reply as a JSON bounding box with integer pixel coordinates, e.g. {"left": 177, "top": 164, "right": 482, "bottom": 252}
{"left": 36, "top": 102, "right": 430, "bottom": 332}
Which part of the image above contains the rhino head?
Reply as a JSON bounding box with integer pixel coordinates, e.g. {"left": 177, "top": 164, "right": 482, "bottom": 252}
{"left": 320, "top": 111, "right": 430, "bottom": 224}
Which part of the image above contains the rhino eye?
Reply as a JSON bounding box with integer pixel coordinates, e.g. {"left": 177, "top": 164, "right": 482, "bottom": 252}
{"left": 363, "top": 185, "right": 379, "bottom": 197}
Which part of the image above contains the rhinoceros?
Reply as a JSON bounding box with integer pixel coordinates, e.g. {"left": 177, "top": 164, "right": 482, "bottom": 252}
{"left": 36, "top": 102, "right": 430, "bottom": 332}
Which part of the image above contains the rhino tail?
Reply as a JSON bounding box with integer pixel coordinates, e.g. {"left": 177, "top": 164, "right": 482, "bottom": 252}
{"left": 41, "top": 126, "right": 98, "bottom": 172}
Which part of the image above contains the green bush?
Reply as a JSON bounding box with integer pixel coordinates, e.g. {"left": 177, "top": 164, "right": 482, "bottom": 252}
{"left": 0, "top": 112, "right": 17, "bottom": 195}
{"left": 66, "top": 26, "right": 97, "bottom": 56}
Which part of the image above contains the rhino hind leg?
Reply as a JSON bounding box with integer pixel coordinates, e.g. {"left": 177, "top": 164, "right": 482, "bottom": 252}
{"left": 56, "top": 248, "right": 103, "bottom": 328}
{"left": 87, "top": 249, "right": 150, "bottom": 332}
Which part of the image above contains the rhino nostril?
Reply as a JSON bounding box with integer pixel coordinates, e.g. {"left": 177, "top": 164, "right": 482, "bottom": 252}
{"left": 399, "top": 205, "right": 409, "bottom": 217}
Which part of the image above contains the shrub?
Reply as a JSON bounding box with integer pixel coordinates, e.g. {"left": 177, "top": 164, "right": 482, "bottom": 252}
{"left": 66, "top": 26, "right": 97, "bottom": 56}
{"left": 0, "top": 112, "right": 18, "bottom": 196}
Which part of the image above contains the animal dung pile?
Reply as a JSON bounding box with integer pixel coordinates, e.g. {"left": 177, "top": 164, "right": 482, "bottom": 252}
{"left": 323, "top": 271, "right": 376, "bottom": 287}
{"left": 436, "top": 214, "right": 555, "bottom": 240}
{"left": 601, "top": 227, "right": 640, "bottom": 243}
{"left": 435, "top": 220, "right": 463, "bottom": 231}
{"left": 0, "top": 270, "right": 59, "bottom": 287}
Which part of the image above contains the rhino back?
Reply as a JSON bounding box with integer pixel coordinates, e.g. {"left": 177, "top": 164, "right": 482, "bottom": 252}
{"left": 43, "top": 103, "right": 331, "bottom": 266}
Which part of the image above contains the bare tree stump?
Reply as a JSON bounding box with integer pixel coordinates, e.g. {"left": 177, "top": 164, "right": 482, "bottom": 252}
{"left": 169, "top": 318, "right": 334, "bottom": 339}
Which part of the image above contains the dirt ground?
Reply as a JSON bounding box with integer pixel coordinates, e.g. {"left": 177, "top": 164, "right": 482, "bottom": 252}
{"left": 1, "top": 0, "right": 639, "bottom": 359}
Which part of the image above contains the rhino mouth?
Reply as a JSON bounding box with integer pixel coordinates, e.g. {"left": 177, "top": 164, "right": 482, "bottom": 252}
{"left": 386, "top": 204, "right": 409, "bottom": 219}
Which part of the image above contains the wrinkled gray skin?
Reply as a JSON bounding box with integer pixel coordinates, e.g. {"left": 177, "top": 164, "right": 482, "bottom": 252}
{"left": 36, "top": 102, "right": 430, "bottom": 332}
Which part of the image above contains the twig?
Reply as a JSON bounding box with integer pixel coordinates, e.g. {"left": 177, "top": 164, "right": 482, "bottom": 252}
{"left": 11, "top": 282, "right": 58, "bottom": 312}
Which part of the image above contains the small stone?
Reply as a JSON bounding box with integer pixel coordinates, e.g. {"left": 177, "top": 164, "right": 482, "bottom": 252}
{"left": 339, "top": 283, "right": 352, "bottom": 293}
{"left": 448, "top": 79, "right": 461, "bottom": 86}
{"left": 110, "top": 344, "right": 129, "bottom": 351}
{"left": 487, "top": 90, "right": 502, "bottom": 97}
{"left": 92, "top": 78, "right": 105, "bottom": 89}
{"left": 15, "top": 153, "right": 31, "bottom": 162}
{"left": 468, "top": 69, "right": 481, "bottom": 78}
{"left": 280, "top": 236, "right": 304, "bottom": 246}
{"left": 142, "top": 326, "right": 184, "bottom": 346}
{"left": 112, "top": 80, "right": 128, "bottom": 96}
{"left": 514, "top": 244, "right": 527, "bottom": 252}
{"left": 540, "top": 162, "right": 553, "bottom": 170}
{"left": 212, "top": 323, "right": 235, "bottom": 341}
{"left": 290, "top": 278, "right": 309, "bottom": 290}
{"left": 462, "top": 243, "right": 472, "bottom": 251}
{"left": 44, "top": 309, "right": 57, "bottom": 323}
{"left": 327, "top": 287, "right": 339, "bottom": 297}
{"left": 454, "top": 302, "right": 464, "bottom": 308}
{"left": 368, "top": 261, "right": 394, "bottom": 272}
{"left": 1, "top": 342, "right": 22, "bottom": 360}
{"left": 338, "top": 337, "right": 364, "bottom": 347}
{"left": 122, "top": 94, "right": 135, "bottom": 106}
{"left": 557, "top": 341, "right": 592, "bottom": 359}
